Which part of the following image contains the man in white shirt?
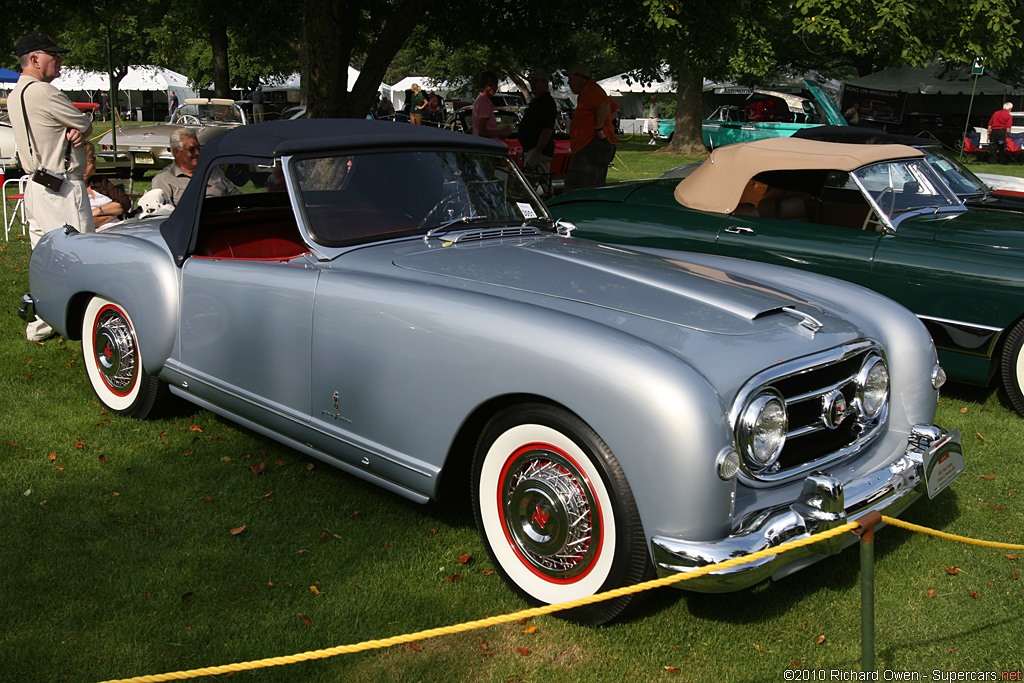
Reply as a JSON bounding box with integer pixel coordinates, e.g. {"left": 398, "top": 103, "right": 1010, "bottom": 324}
{"left": 8, "top": 31, "right": 95, "bottom": 340}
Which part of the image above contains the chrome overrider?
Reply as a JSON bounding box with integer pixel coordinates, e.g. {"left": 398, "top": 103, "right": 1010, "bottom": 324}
{"left": 651, "top": 425, "right": 948, "bottom": 592}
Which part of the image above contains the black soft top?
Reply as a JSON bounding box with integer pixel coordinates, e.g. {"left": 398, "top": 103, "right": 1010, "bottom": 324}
{"left": 160, "top": 119, "right": 508, "bottom": 264}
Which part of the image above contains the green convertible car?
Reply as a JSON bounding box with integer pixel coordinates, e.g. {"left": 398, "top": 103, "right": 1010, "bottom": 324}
{"left": 549, "top": 136, "right": 1024, "bottom": 415}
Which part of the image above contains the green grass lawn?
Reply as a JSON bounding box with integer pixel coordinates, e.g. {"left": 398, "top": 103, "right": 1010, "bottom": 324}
{"left": 1, "top": 133, "right": 1023, "bottom": 683}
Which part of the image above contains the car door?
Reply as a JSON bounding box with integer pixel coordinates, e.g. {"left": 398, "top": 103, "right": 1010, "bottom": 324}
{"left": 178, "top": 256, "right": 318, "bottom": 425}
{"left": 713, "top": 207, "right": 884, "bottom": 287}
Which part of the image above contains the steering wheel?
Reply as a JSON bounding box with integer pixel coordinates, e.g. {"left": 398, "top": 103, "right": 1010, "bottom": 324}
{"left": 178, "top": 115, "right": 201, "bottom": 126}
{"left": 419, "top": 190, "right": 471, "bottom": 228}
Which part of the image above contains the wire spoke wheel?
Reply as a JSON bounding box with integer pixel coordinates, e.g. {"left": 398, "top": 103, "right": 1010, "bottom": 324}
{"left": 472, "top": 403, "right": 652, "bottom": 625}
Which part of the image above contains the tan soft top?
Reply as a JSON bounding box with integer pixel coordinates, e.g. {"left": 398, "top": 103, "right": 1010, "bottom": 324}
{"left": 674, "top": 137, "right": 925, "bottom": 214}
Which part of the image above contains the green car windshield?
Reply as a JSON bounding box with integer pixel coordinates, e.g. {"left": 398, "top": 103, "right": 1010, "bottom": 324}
{"left": 851, "top": 158, "right": 960, "bottom": 219}
{"left": 292, "top": 150, "right": 550, "bottom": 247}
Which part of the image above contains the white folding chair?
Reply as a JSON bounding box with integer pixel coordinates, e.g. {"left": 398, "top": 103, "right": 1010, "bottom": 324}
{"left": 3, "top": 174, "right": 29, "bottom": 241}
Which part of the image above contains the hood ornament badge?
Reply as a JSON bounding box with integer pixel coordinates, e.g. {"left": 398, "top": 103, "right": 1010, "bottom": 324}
{"left": 781, "top": 307, "right": 824, "bottom": 337}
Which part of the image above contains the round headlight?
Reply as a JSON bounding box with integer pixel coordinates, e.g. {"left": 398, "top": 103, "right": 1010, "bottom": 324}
{"left": 739, "top": 391, "right": 788, "bottom": 468}
{"left": 932, "top": 364, "right": 947, "bottom": 390}
{"left": 858, "top": 357, "right": 889, "bottom": 418}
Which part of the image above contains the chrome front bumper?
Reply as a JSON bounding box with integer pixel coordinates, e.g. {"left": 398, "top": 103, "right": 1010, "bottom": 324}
{"left": 651, "top": 425, "right": 954, "bottom": 592}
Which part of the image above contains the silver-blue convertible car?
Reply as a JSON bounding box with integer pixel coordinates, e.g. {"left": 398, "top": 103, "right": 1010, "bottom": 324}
{"left": 20, "top": 120, "right": 961, "bottom": 625}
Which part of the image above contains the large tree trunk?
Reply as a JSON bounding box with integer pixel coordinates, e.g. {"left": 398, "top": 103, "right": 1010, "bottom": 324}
{"left": 303, "top": 0, "right": 350, "bottom": 118}
{"left": 210, "top": 21, "right": 231, "bottom": 98}
{"left": 302, "top": 0, "right": 434, "bottom": 119}
{"left": 665, "top": 51, "right": 706, "bottom": 155}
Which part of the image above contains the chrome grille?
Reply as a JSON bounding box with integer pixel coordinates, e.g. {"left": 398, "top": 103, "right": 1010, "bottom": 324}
{"left": 732, "top": 341, "right": 887, "bottom": 484}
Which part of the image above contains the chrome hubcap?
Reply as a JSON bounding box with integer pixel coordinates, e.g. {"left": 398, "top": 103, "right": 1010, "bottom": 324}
{"left": 502, "top": 448, "right": 598, "bottom": 580}
{"left": 94, "top": 309, "right": 136, "bottom": 391}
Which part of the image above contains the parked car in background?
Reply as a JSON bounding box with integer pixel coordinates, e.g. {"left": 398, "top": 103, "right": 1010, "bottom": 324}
{"left": 1, "top": 118, "right": 16, "bottom": 165}
{"left": 97, "top": 98, "right": 248, "bottom": 176}
{"left": 20, "top": 119, "right": 959, "bottom": 624}
{"left": 550, "top": 135, "right": 1024, "bottom": 416}
{"left": 661, "top": 80, "right": 847, "bottom": 148}
{"left": 792, "top": 126, "right": 1024, "bottom": 213}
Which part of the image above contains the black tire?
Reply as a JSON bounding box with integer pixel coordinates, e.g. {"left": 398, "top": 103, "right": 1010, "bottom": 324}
{"left": 1000, "top": 320, "right": 1024, "bottom": 416}
{"left": 471, "top": 403, "right": 653, "bottom": 626}
{"left": 82, "top": 296, "right": 169, "bottom": 419}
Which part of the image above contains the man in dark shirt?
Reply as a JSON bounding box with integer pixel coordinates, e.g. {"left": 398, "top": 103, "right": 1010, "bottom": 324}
{"left": 517, "top": 71, "right": 557, "bottom": 181}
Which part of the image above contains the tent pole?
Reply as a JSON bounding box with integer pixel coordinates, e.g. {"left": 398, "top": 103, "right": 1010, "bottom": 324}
{"left": 106, "top": 24, "right": 116, "bottom": 153}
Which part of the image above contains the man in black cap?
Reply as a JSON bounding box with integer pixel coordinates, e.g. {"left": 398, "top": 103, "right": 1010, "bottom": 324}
{"left": 9, "top": 31, "right": 95, "bottom": 340}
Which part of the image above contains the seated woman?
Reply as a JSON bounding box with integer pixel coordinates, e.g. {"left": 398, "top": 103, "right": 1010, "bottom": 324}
{"left": 83, "top": 142, "right": 132, "bottom": 229}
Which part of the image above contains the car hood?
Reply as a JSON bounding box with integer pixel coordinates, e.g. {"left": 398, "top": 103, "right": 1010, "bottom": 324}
{"left": 932, "top": 209, "right": 1024, "bottom": 251}
{"left": 99, "top": 123, "right": 180, "bottom": 146}
{"left": 392, "top": 236, "right": 857, "bottom": 339}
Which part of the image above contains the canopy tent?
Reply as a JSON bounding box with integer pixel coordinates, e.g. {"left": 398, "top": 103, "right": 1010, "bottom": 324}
{"left": 50, "top": 66, "right": 198, "bottom": 120}
{"left": 845, "top": 61, "right": 1023, "bottom": 96}
{"left": 596, "top": 71, "right": 677, "bottom": 119}
{"left": 51, "top": 67, "right": 112, "bottom": 91}
{"left": 1, "top": 67, "right": 20, "bottom": 83}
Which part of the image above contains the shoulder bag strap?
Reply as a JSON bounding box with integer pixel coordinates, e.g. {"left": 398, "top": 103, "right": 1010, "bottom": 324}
{"left": 20, "top": 81, "right": 72, "bottom": 172}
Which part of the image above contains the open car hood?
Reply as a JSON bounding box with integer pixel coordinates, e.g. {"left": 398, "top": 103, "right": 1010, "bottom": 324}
{"left": 393, "top": 237, "right": 850, "bottom": 337}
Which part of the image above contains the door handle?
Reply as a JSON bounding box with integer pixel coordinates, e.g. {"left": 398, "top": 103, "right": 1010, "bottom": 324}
{"left": 724, "top": 225, "right": 757, "bottom": 235}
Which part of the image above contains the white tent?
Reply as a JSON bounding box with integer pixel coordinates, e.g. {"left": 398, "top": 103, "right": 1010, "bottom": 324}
{"left": 51, "top": 67, "right": 110, "bottom": 91}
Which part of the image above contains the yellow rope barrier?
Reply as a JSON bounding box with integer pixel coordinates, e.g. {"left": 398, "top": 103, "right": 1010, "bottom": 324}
{"left": 880, "top": 515, "right": 1024, "bottom": 550}
{"left": 97, "top": 522, "right": 859, "bottom": 682}
{"left": 95, "top": 514, "right": 1024, "bottom": 683}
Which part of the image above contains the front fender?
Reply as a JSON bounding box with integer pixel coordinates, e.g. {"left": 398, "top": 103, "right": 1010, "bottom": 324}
{"left": 30, "top": 227, "right": 179, "bottom": 376}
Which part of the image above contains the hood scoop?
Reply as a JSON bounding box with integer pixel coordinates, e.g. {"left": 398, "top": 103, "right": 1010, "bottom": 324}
{"left": 395, "top": 239, "right": 835, "bottom": 335}
{"left": 425, "top": 225, "right": 545, "bottom": 245}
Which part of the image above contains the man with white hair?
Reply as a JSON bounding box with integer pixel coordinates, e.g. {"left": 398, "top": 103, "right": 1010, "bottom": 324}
{"left": 987, "top": 102, "right": 1014, "bottom": 164}
{"left": 8, "top": 31, "right": 95, "bottom": 340}
{"left": 152, "top": 128, "right": 241, "bottom": 206}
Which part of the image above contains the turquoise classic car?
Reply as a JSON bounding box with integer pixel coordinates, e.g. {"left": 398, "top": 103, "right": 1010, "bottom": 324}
{"left": 659, "top": 80, "right": 848, "bottom": 148}
{"left": 549, "top": 136, "right": 1024, "bottom": 415}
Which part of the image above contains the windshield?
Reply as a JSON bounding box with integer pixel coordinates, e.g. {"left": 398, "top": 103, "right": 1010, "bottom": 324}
{"left": 922, "top": 147, "right": 989, "bottom": 197}
{"left": 852, "top": 158, "right": 960, "bottom": 219}
{"left": 292, "top": 150, "right": 550, "bottom": 247}
{"left": 172, "top": 103, "right": 244, "bottom": 125}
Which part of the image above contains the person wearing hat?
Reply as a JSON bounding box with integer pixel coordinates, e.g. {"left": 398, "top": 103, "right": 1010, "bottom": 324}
{"left": 517, "top": 71, "right": 557, "bottom": 189}
{"left": 564, "top": 63, "right": 618, "bottom": 192}
{"left": 8, "top": 31, "right": 95, "bottom": 341}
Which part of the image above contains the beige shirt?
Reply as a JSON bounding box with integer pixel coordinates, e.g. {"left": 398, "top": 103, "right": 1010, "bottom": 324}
{"left": 8, "top": 75, "right": 92, "bottom": 178}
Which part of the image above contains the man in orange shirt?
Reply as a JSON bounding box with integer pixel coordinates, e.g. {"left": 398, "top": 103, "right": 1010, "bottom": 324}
{"left": 565, "top": 64, "right": 618, "bottom": 192}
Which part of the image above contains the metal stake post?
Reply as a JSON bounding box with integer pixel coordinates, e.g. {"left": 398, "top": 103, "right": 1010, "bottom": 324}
{"left": 855, "top": 511, "right": 882, "bottom": 673}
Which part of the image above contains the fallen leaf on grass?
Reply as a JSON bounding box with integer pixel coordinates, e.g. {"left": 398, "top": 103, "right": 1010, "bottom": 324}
{"left": 754, "top": 644, "right": 771, "bottom": 653}
{"left": 664, "top": 667, "right": 681, "bottom": 674}
{"left": 1012, "top": 574, "right": 1020, "bottom": 580}
{"left": 970, "top": 591, "right": 980, "bottom": 598}
{"left": 298, "top": 613, "right": 312, "bottom": 626}
{"left": 444, "top": 574, "right": 463, "bottom": 582}
{"left": 516, "top": 647, "right": 530, "bottom": 656}
{"left": 976, "top": 432, "right": 985, "bottom": 441}
{"left": 73, "top": 442, "right": 84, "bottom": 449}
{"left": 927, "top": 589, "right": 937, "bottom": 598}
{"left": 250, "top": 462, "right": 266, "bottom": 475}
{"left": 946, "top": 566, "right": 962, "bottom": 575}
{"left": 960, "top": 407, "right": 969, "bottom": 413}
{"left": 47, "top": 453, "right": 56, "bottom": 461}
{"left": 407, "top": 643, "right": 421, "bottom": 652}
{"left": 979, "top": 474, "right": 996, "bottom": 480}
{"left": 190, "top": 425, "right": 203, "bottom": 432}
{"left": 229, "top": 526, "right": 246, "bottom": 535}
{"left": 309, "top": 585, "right": 322, "bottom": 595}
{"left": 817, "top": 635, "right": 826, "bottom": 645}
{"left": 458, "top": 553, "right": 471, "bottom": 564}
{"left": 523, "top": 625, "right": 537, "bottom": 634}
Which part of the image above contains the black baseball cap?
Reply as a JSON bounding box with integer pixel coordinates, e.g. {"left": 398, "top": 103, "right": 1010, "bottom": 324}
{"left": 16, "top": 32, "right": 70, "bottom": 58}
